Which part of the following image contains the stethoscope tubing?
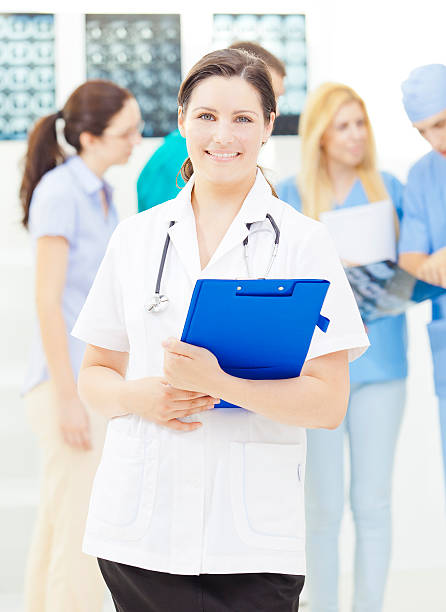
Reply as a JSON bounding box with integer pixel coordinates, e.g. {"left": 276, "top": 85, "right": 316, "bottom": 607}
{"left": 147, "top": 214, "right": 280, "bottom": 313}
{"left": 154, "top": 220, "right": 175, "bottom": 296}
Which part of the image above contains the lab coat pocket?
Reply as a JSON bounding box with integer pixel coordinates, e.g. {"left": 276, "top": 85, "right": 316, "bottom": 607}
{"left": 230, "top": 442, "right": 305, "bottom": 551}
{"left": 86, "top": 429, "right": 159, "bottom": 542}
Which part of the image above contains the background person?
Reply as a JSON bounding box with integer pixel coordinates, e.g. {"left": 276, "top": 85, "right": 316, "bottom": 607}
{"left": 277, "top": 82, "right": 407, "bottom": 612}
{"left": 20, "top": 80, "right": 142, "bottom": 612}
{"left": 399, "top": 63, "right": 446, "bottom": 495}
{"left": 72, "top": 49, "right": 368, "bottom": 612}
{"left": 136, "top": 40, "right": 286, "bottom": 212}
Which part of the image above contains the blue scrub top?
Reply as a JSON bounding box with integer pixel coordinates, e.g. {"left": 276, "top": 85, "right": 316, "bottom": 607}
{"left": 399, "top": 150, "right": 446, "bottom": 320}
{"left": 137, "top": 129, "right": 188, "bottom": 212}
{"left": 277, "top": 172, "right": 408, "bottom": 384}
{"left": 399, "top": 150, "right": 446, "bottom": 395}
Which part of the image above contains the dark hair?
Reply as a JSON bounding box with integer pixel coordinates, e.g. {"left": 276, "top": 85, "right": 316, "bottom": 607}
{"left": 177, "top": 48, "right": 277, "bottom": 194}
{"left": 228, "top": 41, "right": 286, "bottom": 77}
{"left": 20, "top": 79, "right": 132, "bottom": 228}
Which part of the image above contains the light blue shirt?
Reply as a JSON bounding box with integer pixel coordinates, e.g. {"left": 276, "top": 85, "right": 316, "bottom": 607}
{"left": 23, "top": 155, "right": 118, "bottom": 394}
{"left": 399, "top": 150, "right": 446, "bottom": 320}
{"left": 277, "top": 172, "right": 408, "bottom": 384}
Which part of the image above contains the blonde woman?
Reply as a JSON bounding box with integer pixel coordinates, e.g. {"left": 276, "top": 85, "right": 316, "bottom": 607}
{"left": 277, "top": 83, "right": 407, "bottom": 612}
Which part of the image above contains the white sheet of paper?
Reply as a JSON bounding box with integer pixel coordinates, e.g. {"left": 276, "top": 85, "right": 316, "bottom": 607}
{"left": 319, "top": 200, "right": 396, "bottom": 265}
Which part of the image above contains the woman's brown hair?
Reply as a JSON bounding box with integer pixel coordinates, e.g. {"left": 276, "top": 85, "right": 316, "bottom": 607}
{"left": 177, "top": 48, "right": 277, "bottom": 195}
{"left": 20, "top": 79, "right": 132, "bottom": 228}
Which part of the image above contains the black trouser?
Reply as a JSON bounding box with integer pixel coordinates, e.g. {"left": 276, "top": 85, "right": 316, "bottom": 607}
{"left": 98, "top": 558, "right": 305, "bottom": 612}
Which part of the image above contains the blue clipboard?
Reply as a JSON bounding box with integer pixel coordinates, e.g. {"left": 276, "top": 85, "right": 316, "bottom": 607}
{"left": 181, "top": 278, "right": 330, "bottom": 408}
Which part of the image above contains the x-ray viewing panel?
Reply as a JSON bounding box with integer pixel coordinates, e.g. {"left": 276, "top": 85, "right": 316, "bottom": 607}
{"left": 0, "top": 13, "right": 55, "bottom": 140}
{"left": 86, "top": 14, "right": 181, "bottom": 138}
{"left": 213, "top": 13, "right": 307, "bottom": 135}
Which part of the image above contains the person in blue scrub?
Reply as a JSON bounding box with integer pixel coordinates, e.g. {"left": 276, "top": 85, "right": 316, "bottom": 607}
{"left": 20, "top": 80, "right": 142, "bottom": 612}
{"left": 277, "top": 82, "right": 407, "bottom": 612}
{"left": 399, "top": 64, "right": 446, "bottom": 495}
{"left": 137, "top": 41, "right": 286, "bottom": 212}
{"left": 137, "top": 128, "right": 187, "bottom": 211}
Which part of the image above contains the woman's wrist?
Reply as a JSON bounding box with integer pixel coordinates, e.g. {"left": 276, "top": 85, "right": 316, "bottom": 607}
{"left": 53, "top": 381, "right": 78, "bottom": 401}
{"left": 116, "top": 378, "right": 133, "bottom": 417}
{"left": 207, "top": 369, "right": 233, "bottom": 403}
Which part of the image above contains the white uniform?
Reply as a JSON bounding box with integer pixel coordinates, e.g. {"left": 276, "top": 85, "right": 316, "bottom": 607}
{"left": 72, "top": 171, "right": 369, "bottom": 576}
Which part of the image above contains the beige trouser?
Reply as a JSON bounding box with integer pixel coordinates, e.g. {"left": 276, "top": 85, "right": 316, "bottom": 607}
{"left": 24, "top": 381, "right": 107, "bottom": 612}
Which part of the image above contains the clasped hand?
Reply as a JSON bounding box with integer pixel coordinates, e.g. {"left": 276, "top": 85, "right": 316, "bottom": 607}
{"left": 148, "top": 338, "right": 222, "bottom": 431}
{"left": 163, "top": 337, "right": 222, "bottom": 395}
{"left": 124, "top": 339, "right": 223, "bottom": 432}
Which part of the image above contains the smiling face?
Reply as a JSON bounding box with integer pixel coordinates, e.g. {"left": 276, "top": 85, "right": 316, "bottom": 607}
{"left": 321, "top": 100, "right": 368, "bottom": 168}
{"left": 178, "top": 75, "right": 274, "bottom": 187}
{"left": 413, "top": 108, "right": 446, "bottom": 156}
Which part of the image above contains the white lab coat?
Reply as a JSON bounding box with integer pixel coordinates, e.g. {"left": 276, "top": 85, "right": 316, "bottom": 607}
{"left": 72, "top": 170, "right": 368, "bottom": 576}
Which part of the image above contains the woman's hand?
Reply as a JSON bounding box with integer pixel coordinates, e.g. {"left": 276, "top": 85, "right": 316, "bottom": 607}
{"left": 56, "top": 393, "right": 92, "bottom": 451}
{"left": 163, "top": 338, "right": 223, "bottom": 397}
{"left": 122, "top": 376, "right": 217, "bottom": 432}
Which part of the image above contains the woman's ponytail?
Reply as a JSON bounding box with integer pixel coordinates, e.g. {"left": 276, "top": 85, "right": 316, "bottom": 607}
{"left": 180, "top": 156, "right": 194, "bottom": 183}
{"left": 258, "top": 166, "right": 279, "bottom": 198}
{"left": 20, "top": 112, "right": 65, "bottom": 228}
{"left": 20, "top": 80, "right": 133, "bottom": 229}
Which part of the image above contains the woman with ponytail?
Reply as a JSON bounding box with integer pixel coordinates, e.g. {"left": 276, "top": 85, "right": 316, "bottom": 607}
{"left": 21, "top": 80, "right": 142, "bottom": 612}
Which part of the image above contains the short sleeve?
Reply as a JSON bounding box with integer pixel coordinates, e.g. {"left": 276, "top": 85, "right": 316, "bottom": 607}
{"left": 298, "top": 223, "right": 369, "bottom": 363}
{"left": 28, "top": 176, "right": 77, "bottom": 243}
{"left": 71, "top": 225, "right": 130, "bottom": 352}
{"left": 398, "top": 167, "right": 431, "bottom": 254}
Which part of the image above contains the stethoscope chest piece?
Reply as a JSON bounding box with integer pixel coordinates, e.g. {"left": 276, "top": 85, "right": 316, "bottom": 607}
{"left": 145, "top": 214, "right": 280, "bottom": 314}
{"left": 145, "top": 293, "right": 169, "bottom": 313}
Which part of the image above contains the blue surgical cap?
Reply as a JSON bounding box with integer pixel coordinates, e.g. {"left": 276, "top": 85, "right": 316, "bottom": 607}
{"left": 402, "top": 64, "right": 446, "bottom": 123}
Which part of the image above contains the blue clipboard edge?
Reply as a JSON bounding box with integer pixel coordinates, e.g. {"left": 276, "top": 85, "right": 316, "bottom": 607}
{"left": 182, "top": 281, "right": 204, "bottom": 341}
{"left": 182, "top": 279, "right": 331, "bottom": 341}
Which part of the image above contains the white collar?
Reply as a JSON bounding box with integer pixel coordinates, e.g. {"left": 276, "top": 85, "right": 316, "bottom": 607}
{"left": 161, "top": 170, "right": 276, "bottom": 279}
{"left": 165, "top": 169, "right": 272, "bottom": 225}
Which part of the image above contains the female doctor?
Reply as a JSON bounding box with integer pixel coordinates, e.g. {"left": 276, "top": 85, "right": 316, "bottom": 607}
{"left": 73, "top": 49, "right": 368, "bottom": 612}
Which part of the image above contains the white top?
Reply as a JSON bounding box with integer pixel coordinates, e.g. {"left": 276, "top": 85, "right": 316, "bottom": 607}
{"left": 72, "top": 170, "right": 369, "bottom": 576}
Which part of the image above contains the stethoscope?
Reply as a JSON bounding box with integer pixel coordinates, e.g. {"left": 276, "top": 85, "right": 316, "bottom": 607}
{"left": 145, "top": 214, "right": 280, "bottom": 313}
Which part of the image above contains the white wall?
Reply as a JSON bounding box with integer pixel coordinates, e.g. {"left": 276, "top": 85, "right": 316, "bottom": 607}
{"left": 1, "top": 0, "right": 445, "bottom": 595}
